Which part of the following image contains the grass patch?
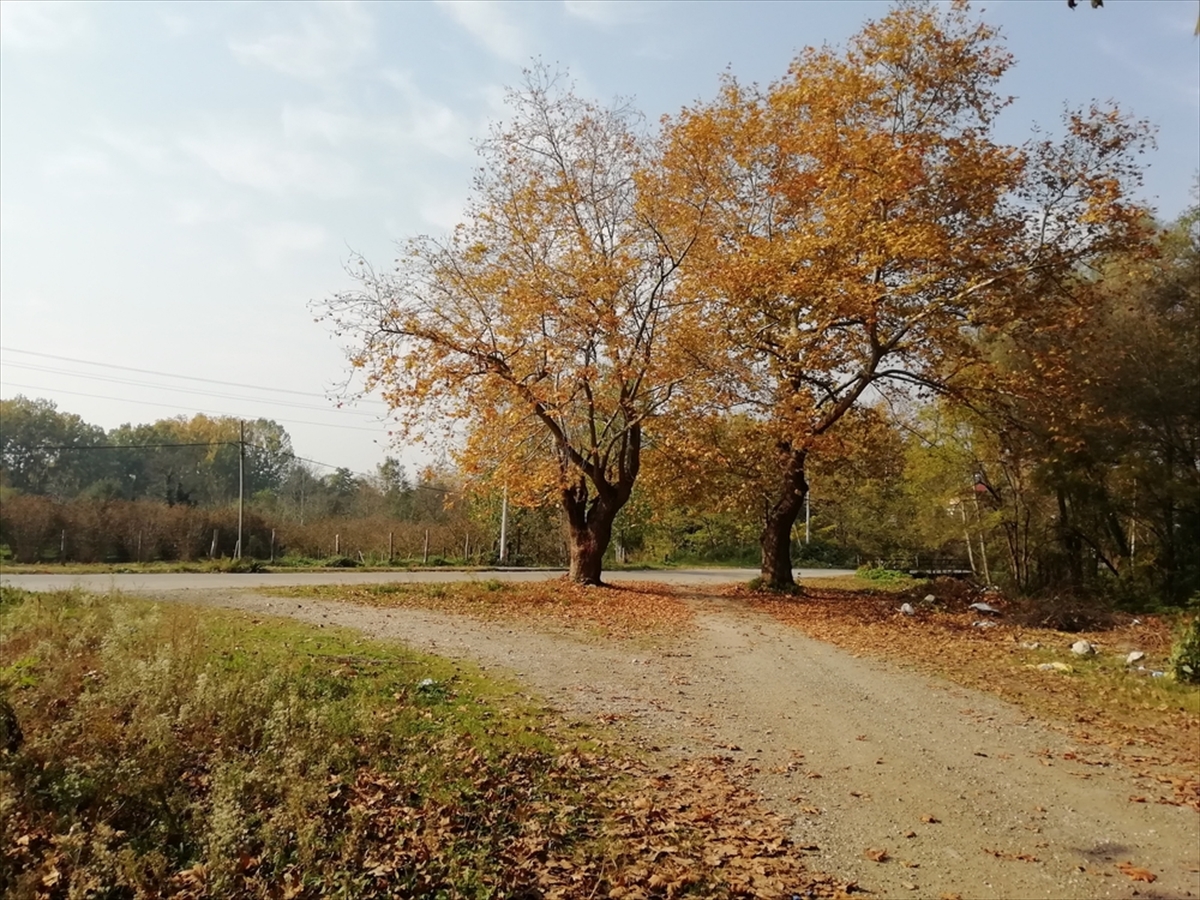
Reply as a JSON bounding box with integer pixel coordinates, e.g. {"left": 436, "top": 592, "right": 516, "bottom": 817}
{"left": 270, "top": 579, "right": 695, "bottom": 640}
{"left": 1, "top": 589, "right": 836, "bottom": 899}
{"left": 799, "top": 573, "right": 924, "bottom": 594}
{"left": 735, "top": 585, "right": 1200, "bottom": 810}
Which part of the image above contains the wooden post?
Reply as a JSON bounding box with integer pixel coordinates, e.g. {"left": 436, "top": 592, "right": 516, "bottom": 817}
{"left": 388, "top": 531, "right": 393, "bottom": 564}
{"left": 137, "top": 531, "right": 142, "bottom": 563}
{"left": 335, "top": 533, "right": 340, "bottom": 556}
{"left": 235, "top": 421, "right": 244, "bottom": 560}
{"left": 210, "top": 529, "right": 219, "bottom": 558}
{"left": 464, "top": 534, "right": 470, "bottom": 561}
{"left": 270, "top": 529, "right": 276, "bottom": 563}
{"left": 60, "top": 529, "right": 66, "bottom": 561}
{"left": 423, "top": 529, "right": 429, "bottom": 564}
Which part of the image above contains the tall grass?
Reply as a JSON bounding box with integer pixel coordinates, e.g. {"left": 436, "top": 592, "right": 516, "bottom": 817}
{"left": 0, "top": 589, "right": 606, "bottom": 898}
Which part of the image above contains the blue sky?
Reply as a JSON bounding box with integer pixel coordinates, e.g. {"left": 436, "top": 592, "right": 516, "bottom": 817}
{"left": 2, "top": 0, "right": 1197, "bottom": 478}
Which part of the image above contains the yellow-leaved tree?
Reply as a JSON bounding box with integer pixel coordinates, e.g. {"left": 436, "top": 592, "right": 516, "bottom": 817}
{"left": 659, "top": 2, "right": 1154, "bottom": 590}
{"left": 320, "top": 68, "right": 708, "bottom": 584}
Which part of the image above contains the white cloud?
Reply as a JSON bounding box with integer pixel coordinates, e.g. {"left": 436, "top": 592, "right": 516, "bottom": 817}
{"left": 563, "top": 0, "right": 646, "bottom": 27}
{"left": 229, "top": 1, "right": 374, "bottom": 82}
{"left": 158, "top": 10, "right": 193, "bottom": 38}
{"left": 172, "top": 198, "right": 243, "bottom": 227}
{"left": 281, "top": 73, "right": 475, "bottom": 159}
{"left": 181, "top": 132, "right": 359, "bottom": 198}
{"left": 417, "top": 193, "right": 469, "bottom": 232}
{"left": 378, "top": 71, "right": 474, "bottom": 156}
{"left": 43, "top": 150, "right": 111, "bottom": 180}
{"left": 92, "top": 125, "right": 171, "bottom": 173}
{"left": 247, "top": 220, "right": 329, "bottom": 269}
{"left": 0, "top": 0, "right": 88, "bottom": 50}
{"left": 281, "top": 106, "right": 361, "bottom": 146}
{"left": 435, "top": 1, "right": 528, "bottom": 64}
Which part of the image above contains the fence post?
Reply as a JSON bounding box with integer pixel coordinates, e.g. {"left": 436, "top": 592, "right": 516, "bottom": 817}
{"left": 335, "top": 533, "right": 340, "bottom": 556}
{"left": 210, "top": 529, "right": 219, "bottom": 558}
{"left": 388, "top": 531, "right": 393, "bottom": 564}
{"left": 270, "top": 529, "right": 276, "bottom": 563}
{"left": 423, "top": 529, "right": 429, "bottom": 564}
{"left": 60, "top": 529, "right": 66, "bottom": 562}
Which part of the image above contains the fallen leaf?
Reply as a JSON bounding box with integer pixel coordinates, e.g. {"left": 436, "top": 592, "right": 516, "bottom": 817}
{"left": 1128, "top": 795, "right": 1147, "bottom": 803}
{"left": 903, "top": 830, "right": 916, "bottom": 838}
{"left": 864, "top": 847, "right": 889, "bottom": 863}
{"left": 1116, "top": 861, "right": 1156, "bottom": 883}
{"left": 921, "top": 814, "right": 940, "bottom": 824}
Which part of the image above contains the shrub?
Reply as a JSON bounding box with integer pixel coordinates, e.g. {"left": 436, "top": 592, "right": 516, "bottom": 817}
{"left": 856, "top": 566, "right": 912, "bottom": 586}
{"left": 1168, "top": 615, "right": 1200, "bottom": 684}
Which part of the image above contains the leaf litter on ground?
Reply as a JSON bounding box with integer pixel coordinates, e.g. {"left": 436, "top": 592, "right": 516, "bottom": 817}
{"left": 729, "top": 582, "right": 1199, "bottom": 812}
{"left": 271, "top": 579, "right": 694, "bottom": 641}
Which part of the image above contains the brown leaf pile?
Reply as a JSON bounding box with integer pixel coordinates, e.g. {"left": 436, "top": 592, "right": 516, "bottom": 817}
{"left": 276, "top": 580, "right": 694, "bottom": 639}
{"left": 735, "top": 585, "right": 1199, "bottom": 810}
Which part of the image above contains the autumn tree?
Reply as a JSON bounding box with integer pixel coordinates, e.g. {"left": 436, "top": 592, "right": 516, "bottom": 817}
{"left": 660, "top": 2, "right": 1154, "bottom": 589}
{"left": 321, "top": 68, "right": 707, "bottom": 584}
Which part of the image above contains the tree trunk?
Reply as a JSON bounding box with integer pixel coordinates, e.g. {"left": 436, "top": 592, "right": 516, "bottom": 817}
{"left": 562, "top": 480, "right": 620, "bottom": 585}
{"left": 759, "top": 448, "right": 808, "bottom": 590}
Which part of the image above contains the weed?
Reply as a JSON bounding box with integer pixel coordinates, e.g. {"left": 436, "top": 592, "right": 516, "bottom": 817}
{"left": 1168, "top": 615, "right": 1200, "bottom": 684}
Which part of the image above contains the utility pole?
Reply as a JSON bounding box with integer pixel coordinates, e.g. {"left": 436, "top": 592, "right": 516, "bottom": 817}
{"left": 236, "top": 421, "right": 244, "bottom": 559}
{"left": 499, "top": 486, "right": 509, "bottom": 564}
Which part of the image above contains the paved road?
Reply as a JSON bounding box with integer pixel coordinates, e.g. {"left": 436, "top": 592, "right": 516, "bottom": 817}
{"left": 0, "top": 567, "right": 854, "bottom": 593}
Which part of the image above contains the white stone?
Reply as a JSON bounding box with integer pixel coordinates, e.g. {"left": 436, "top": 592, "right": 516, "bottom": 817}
{"left": 1126, "top": 650, "right": 1145, "bottom": 665}
{"left": 1070, "top": 640, "right": 1096, "bottom": 656}
{"left": 969, "top": 601, "right": 1001, "bottom": 615}
{"left": 900, "top": 603, "right": 916, "bottom": 616}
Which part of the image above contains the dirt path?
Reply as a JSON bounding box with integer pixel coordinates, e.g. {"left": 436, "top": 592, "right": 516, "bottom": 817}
{"left": 145, "top": 587, "right": 1197, "bottom": 899}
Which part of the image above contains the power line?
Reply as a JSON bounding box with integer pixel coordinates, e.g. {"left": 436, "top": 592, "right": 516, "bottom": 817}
{"left": 0, "top": 345, "right": 387, "bottom": 406}
{"left": 28, "top": 441, "right": 379, "bottom": 481}
{"left": 0, "top": 381, "right": 389, "bottom": 434}
{"left": 36, "top": 442, "right": 237, "bottom": 450}
{"left": 2, "top": 360, "right": 382, "bottom": 417}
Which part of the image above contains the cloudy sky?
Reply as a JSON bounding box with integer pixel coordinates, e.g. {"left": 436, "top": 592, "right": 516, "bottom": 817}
{"left": 2, "top": 0, "right": 1197, "bottom": 478}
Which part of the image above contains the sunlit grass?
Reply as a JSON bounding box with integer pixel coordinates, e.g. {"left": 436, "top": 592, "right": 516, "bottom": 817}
{"left": 0, "top": 589, "right": 595, "bottom": 898}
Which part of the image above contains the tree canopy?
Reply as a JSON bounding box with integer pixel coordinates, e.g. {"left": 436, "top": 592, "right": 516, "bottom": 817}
{"left": 322, "top": 67, "right": 709, "bottom": 583}
{"left": 657, "top": 1, "right": 1155, "bottom": 588}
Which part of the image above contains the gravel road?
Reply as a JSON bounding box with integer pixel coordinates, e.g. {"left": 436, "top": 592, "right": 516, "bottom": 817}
{"left": 10, "top": 573, "right": 1197, "bottom": 899}
{"left": 0, "top": 567, "right": 851, "bottom": 594}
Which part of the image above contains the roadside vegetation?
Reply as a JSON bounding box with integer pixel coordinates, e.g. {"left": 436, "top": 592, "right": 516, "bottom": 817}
{"left": 0, "top": 587, "right": 844, "bottom": 899}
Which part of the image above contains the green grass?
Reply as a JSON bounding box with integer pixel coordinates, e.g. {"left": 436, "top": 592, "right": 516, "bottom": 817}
{"left": 0, "top": 589, "right": 615, "bottom": 898}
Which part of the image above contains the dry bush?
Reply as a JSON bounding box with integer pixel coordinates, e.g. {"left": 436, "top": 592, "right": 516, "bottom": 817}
{"left": 274, "top": 517, "right": 490, "bottom": 563}
{"left": 0, "top": 494, "right": 61, "bottom": 562}
{"left": 0, "top": 498, "right": 274, "bottom": 563}
{"left": 1008, "top": 591, "right": 1117, "bottom": 633}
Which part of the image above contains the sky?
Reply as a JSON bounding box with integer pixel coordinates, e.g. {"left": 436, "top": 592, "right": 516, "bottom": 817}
{"left": 2, "top": 0, "right": 1197, "bottom": 480}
